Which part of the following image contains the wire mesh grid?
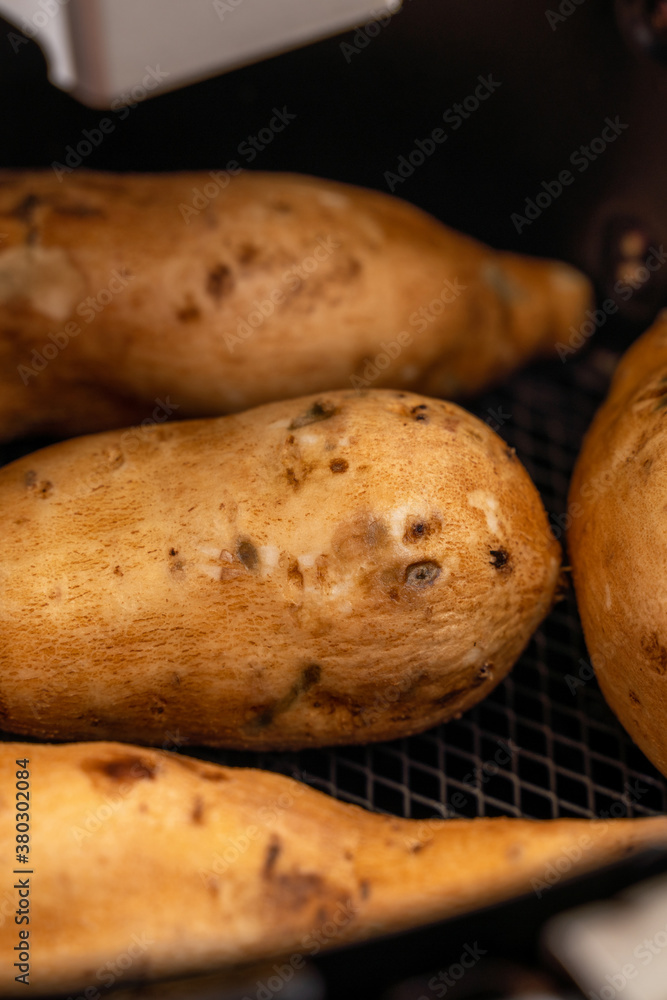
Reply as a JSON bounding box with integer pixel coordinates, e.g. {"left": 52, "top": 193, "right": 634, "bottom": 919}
{"left": 2, "top": 348, "right": 666, "bottom": 822}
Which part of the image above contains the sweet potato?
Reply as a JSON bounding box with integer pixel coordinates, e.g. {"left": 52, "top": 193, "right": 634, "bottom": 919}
{"left": 0, "top": 741, "right": 665, "bottom": 996}
{"left": 569, "top": 311, "right": 667, "bottom": 777}
{"left": 0, "top": 388, "right": 560, "bottom": 748}
{"left": 0, "top": 170, "right": 592, "bottom": 441}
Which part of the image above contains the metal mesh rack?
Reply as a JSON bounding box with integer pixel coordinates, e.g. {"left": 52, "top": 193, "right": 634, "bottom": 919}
{"left": 2, "top": 348, "right": 666, "bottom": 822}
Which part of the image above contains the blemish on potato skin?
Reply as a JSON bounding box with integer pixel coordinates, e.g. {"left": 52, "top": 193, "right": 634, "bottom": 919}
{"left": 489, "top": 548, "right": 510, "bottom": 570}
{"left": 330, "top": 458, "right": 348, "bottom": 473}
{"left": 150, "top": 698, "right": 166, "bottom": 716}
{"left": 411, "top": 404, "right": 429, "bottom": 423}
{"left": 359, "top": 879, "right": 371, "bottom": 899}
{"left": 82, "top": 755, "right": 158, "bottom": 784}
{"left": 191, "top": 797, "right": 205, "bottom": 824}
{"left": 114, "top": 566, "right": 123, "bottom": 576}
{"left": 206, "top": 263, "right": 234, "bottom": 300}
{"left": 289, "top": 400, "right": 338, "bottom": 429}
{"left": 24, "top": 470, "right": 53, "bottom": 498}
{"left": 629, "top": 690, "right": 641, "bottom": 706}
{"left": 54, "top": 204, "right": 105, "bottom": 218}
{"left": 404, "top": 561, "right": 441, "bottom": 587}
{"left": 249, "top": 664, "right": 322, "bottom": 730}
{"left": 237, "top": 244, "right": 259, "bottom": 265}
{"left": 287, "top": 559, "right": 304, "bottom": 588}
{"left": 176, "top": 303, "right": 201, "bottom": 323}
{"left": 640, "top": 632, "right": 667, "bottom": 675}
{"left": 432, "top": 687, "right": 467, "bottom": 707}
{"left": 263, "top": 836, "right": 282, "bottom": 877}
{"left": 238, "top": 539, "right": 259, "bottom": 570}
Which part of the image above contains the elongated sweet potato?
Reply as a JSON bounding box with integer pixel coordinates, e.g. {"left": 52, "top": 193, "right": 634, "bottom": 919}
{"left": 0, "top": 170, "right": 592, "bottom": 441}
{"left": 569, "top": 311, "right": 667, "bottom": 777}
{"left": 0, "top": 388, "right": 560, "bottom": 748}
{"left": 0, "top": 741, "right": 665, "bottom": 996}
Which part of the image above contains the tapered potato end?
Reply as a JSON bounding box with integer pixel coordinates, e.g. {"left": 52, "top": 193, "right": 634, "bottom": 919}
{"left": 4, "top": 741, "right": 666, "bottom": 995}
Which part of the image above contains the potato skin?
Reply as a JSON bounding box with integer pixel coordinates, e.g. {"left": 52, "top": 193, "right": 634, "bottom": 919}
{"left": 1, "top": 741, "right": 665, "bottom": 996}
{"left": 569, "top": 313, "right": 667, "bottom": 777}
{"left": 0, "top": 389, "right": 560, "bottom": 748}
{"left": 0, "top": 170, "right": 592, "bottom": 441}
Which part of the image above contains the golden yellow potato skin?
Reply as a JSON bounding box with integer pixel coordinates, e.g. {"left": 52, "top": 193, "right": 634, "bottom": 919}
{"left": 0, "top": 170, "right": 592, "bottom": 441}
{"left": 569, "top": 313, "right": 667, "bottom": 777}
{"left": 1, "top": 741, "right": 665, "bottom": 995}
{"left": 0, "top": 389, "right": 560, "bottom": 748}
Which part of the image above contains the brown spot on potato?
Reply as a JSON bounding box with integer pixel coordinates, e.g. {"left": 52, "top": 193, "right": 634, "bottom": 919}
{"left": 641, "top": 632, "right": 667, "bottom": 674}
{"left": 176, "top": 304, "right": 201, "bottom": 323}
{"left": 150, "top": 699, "right": 166, "bottom": 716}
{"left": 489, "top": 548, "right": 510, "bottom": 570}
{"left": 330, "top": 458, "right": 349, "bottom": 473}
{"left": 287, "top": 560, "right": 304, "bottom": 587}
{"left": 8, "top": 193, "right": 41, "bottom": 223}
{"left": 359, "top": 879, "right": 371, "bottom": 899}
{"left": 191, "top": 797, "right": 205, "bottom": 824}
{"left": 83, "top": 755, "right": 158, "bottom": 784}
{"left": 411, "top": 404, "right": 429, "bottom": 423}
{"left": 263, "top": 836, "right": 282, "bottom": 877}
{"left": 405, "top": 561, "right": 441, "bottom": 587}
{"left": 476, "top": 663, "right": 493, "bottom": 683}
{"left": 238, "top": 539, "right": 258, "bottom": 570}
{"left": 169, "top": 548, "right": 178, "bottom": 557}
{"left": 114, "top": 566, "right": 123, "bottom": 576}
{"left": 206, "top": 263, "right": 233, "bottom": 300}
{"left": 54, "top": 204, "right": 104, "bottom": 218}
{"left": 271, "top": 201, "right": 292, "bottom": 213}
{"left": 24, "top": 472, "right": 53, "bottom": 499}
{"left": 505, "top": 447, "right": 516, "bottom": 461}
{"left": 268, "top": 872, "right": 325, "bottom": 911}
{"left": 629, "top": 690, "right": 641, "bottom": 706}
{"left": 289, "top": 400, "right": 338, "bottom": 429}
{"left": 237, "top": 244, "right": 259, "bottom": 265}
{"left": 285, "top": 467, "right": 300, "bottom": 489}
{"left": 301, "top": 664, "right": 321, "bottom": 689}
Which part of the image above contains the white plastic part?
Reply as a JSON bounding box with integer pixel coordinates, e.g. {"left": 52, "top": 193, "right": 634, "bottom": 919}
{"left": 0, "top": 0, "right": 401, "bottom": 107}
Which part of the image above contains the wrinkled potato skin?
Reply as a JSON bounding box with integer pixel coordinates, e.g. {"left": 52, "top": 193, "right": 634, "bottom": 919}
{"left": 1, "top": 741, "right": 665, "bottom": 995}
{"left": 0, "top": 389, "right": 560, "bottom": 748}
{"left": 569, "top": 312, "right": 667, "bottom": 777}
{"left": 0, "top": 170, "right": 592, "bottom": 441}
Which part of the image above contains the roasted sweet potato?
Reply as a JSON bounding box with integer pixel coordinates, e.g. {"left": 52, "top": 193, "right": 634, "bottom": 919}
{"left": 1, "top": 741, "right": 665, "bottom": 995}
{"left": 569, "top": 311, "right": 667, "bottom": 777}
{"left": 0, "top": 388, "right": 560, "bottom": 748}
{"left": 0, "top": 170, "right": 592, "bottom": 441}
